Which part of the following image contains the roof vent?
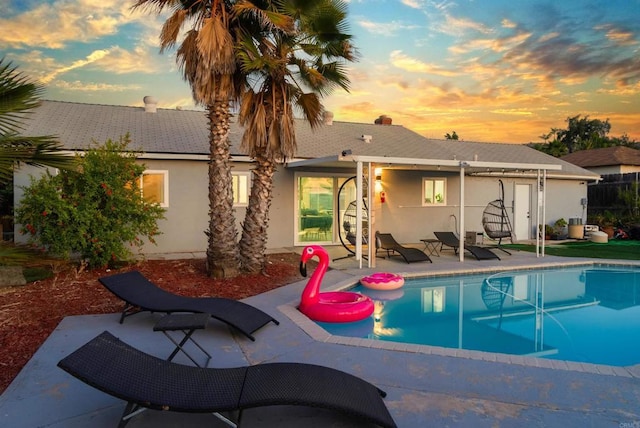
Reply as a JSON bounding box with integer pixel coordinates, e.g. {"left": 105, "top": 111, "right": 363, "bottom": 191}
{"left": 143, "top": 96, "right": 158, "bottom": 113}
{"left": 360, "top": 134, "right": 373, "bottom": 143}
{"left": 374, "top": 115, "right": 392, "bottom": 125}
{"left": 323, "top": 111, "right": 334, "bottom": 125}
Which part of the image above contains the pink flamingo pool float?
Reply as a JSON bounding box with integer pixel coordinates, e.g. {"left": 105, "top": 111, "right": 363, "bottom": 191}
{"left": 299, "top": 245, "right": 374, "bottom": 323}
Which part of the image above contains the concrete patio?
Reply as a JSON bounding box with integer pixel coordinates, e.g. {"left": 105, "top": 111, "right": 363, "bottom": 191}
{"left": 1, "top": 245, "right": 640, "bottom": 427}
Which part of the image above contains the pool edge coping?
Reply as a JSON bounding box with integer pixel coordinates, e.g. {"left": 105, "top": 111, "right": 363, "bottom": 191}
{"left": 279, "top": 259, "right": 640, "bottom": 379}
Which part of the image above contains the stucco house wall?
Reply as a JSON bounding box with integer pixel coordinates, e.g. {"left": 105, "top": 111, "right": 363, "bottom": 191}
{"left": 13, "top": 100, "right": 599, "bottom": 256}
{"left": 375, "top": 171, "right": 586, "bottom": 244}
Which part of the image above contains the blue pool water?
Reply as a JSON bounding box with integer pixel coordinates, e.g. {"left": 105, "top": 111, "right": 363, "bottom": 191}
{"left": 318, "top": 265, "right": 640, "bottom": 367}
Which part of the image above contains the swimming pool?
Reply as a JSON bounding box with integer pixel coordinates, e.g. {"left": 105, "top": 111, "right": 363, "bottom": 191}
{"left": 318, "top": 265, "right": 640, "bottom": 367}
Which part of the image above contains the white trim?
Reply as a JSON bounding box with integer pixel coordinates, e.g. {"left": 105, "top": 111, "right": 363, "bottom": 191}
{"left": 141, "top": 170, "right": 169, "bottom": 208}
{"left": 232, "top": 171, "right": 251, "bottom": 207}
{"left": 286, "top": 154, "right": 563, "bottom": 172}
{"left": 422, "top": 177, "right": 447, "bottom": 206}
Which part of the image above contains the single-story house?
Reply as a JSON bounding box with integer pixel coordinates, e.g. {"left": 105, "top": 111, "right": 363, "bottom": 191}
{"left": 15, "top": 99, "right": 599, "bottom": 265}
{"left": 560, "top": 146, "right": 640, "bottom": 175}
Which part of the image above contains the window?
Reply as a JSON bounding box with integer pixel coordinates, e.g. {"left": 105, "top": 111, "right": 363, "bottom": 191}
{"left": 138, "top": 170, "right": 169, "bottom": 207}
{"left": 422, "top": 178, "right": 446, "bottom": 206}
{"left": 422, "top": 287, "right": 445, "bottom": 313}
{"left": 233, "top": 172, "right": 250, "bottom": 206}
{"left": 296, "top": 175, "right": 335, "bottom": 243}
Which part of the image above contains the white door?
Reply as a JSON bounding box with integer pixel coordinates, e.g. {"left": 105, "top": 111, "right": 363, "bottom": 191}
{"left": 514, "top": 184, "right": 531, "bottom": 241}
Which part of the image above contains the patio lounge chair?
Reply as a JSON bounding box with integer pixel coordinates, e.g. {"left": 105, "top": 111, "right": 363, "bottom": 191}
{"left": 375, "top": 232, "right": 432, "bottom": 263}
{"left": 434, "top": 231, "right": 500, "bottom": 261}
{"left": 57, "top": 331, "right": 397, "bottom": 428}
{"left": 99, "top": 271, "right": 278, "bottom": 341}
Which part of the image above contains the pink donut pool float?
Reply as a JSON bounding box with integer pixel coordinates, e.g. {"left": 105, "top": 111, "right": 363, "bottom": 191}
{"left": 299, "top": 245, "right": 374, "bottom": 323}
{"left": 360, "top": 272, "right": 405, "bottom": 290}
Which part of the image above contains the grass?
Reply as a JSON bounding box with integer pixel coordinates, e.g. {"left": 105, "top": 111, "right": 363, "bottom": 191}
{"left": 505, "top": 239, "right": 640, "bottom": 260}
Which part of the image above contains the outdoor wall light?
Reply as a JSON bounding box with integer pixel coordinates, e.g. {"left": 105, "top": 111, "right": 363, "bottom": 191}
{"left": 375, "top": 167, "right": 382, "bottom": 182}
{"left": 374, "top": 167, "right": 383, "bottom": 193}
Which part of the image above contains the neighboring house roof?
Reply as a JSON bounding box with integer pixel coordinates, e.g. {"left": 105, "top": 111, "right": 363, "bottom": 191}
{"left": 22, "top": 100, "right": 597, "bottom": 180}
{"left": 560, "top": 146, "right": 640, "bottom": 168}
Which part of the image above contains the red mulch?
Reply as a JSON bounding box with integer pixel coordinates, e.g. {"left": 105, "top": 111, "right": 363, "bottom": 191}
{"left": 0, "top": 253, "right": 311, "bottom": 394}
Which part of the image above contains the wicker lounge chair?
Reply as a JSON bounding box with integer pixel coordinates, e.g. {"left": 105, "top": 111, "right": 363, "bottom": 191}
{"left": 58, "top": 331, "right": 397, "bottom": 428}
{"left": 375, "top": 232, "right": 432, "bottom": 263}
{"left": 99, "top": 271, "right": 278, "bottom": 341}
{"left": 434, "top": 232, "right": 500, "bottom": 261}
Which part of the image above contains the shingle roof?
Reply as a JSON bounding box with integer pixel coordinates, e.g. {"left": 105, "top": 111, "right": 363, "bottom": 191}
{"left": 560, "top": 146, "right": 640, "bottom": 167}
{"left": 22, "top": 100, "right": 596, "bottom": 179}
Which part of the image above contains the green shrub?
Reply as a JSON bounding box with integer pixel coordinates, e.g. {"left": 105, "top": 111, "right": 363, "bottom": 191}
{"left": 16, "top": 136, "right": 165, "bottom": 268}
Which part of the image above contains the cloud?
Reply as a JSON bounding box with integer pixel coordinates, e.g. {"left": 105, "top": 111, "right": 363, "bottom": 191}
{"left": 389, "top": 50, "right": 460, "bottom": 77}
{"left": 51, "top": 80, "right": 142, "bottom": 92}
{"left": 595, "top": 24, "right": 638, "bottom": 47}
{"left": 40, "top": 49, "right": 112, "bottom": 84}
{"left": 0, "top": 0, "right": 163, "bottom": 49}
{"left": 357, "top": 19, "right": 421, "bottom": 36}
{"left": 400, "top": 0, "right": 427, "bottom": 8}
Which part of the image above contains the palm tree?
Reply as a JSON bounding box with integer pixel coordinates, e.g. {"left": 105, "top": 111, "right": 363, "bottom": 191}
{"left": 236, "top": 0, "right": 356, "bottom": 273}
{"left": 134, "top": 0, "right": 293, "bottom": 278}
{"left": 0, "top": 58, "right": 75, "bottom": 264}
{"left": 0, "top": 58, "right": 73, "bottom": 182}
{"left": 133, "top": 0, "right": 243, "bottom": 278}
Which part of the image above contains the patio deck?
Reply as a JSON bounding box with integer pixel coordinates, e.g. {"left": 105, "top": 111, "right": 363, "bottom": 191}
{"left": 1, "top": 245, "right": 639, "bottom": 427}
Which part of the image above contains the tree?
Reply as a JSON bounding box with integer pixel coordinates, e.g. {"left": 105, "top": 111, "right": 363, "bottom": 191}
{"left": 133, "top": 0, "right": 293, "bottom": 278}
{"left": 0, "top": 58, "right": 74, "bottom": 187}
{"left": 0, "top": 58, "right": 75, "bottom": 265}
{"left": 557, "top": 115, "right": 611, "bottom": 153}
{"left": 133, "top": 0, "right": 241, "bottom": 278}
{"left": 444, "top": 131, "right": 459, "bottom": 140}
{"left": 15, "top": 136, "right": 165, "bottom": 269}
{"left": 531, "top": 115, "right": 637, "bottom": 157}
{"left": 235, "top": 0, "right": 356, "bottom": 273}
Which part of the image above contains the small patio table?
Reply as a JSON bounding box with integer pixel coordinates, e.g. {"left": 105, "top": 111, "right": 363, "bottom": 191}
{"left": 420, "top": 238, "right": 441, "bottom": 256}
{"left": 153, "top": 313, "right": 212, "bottom": 367}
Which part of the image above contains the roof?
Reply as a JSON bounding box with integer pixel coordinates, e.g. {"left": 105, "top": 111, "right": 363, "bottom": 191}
{"left": 560, "top": 146, "right": 640, "bottom": 168}
{"left": 22, "top": 100, "right": 598, "bottom": 180}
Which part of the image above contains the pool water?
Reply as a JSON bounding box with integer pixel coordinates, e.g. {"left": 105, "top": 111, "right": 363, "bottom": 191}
{"left": 318, "top": 265, "right": 640, "bottom": 367}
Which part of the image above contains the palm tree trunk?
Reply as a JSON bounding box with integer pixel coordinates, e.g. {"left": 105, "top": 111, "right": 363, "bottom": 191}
{"left": 239, "top": 154, "right": 276, "bottom": 274}
{"left": 205, "top": 101, "right": 240, "bottom": 278}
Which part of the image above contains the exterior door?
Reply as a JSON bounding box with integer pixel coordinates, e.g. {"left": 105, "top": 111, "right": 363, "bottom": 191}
{"left": 514, "top": 184, "right": 531, "bottom": 241}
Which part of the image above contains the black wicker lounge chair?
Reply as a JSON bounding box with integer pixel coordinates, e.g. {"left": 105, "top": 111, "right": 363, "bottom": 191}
{"left": 375, "top": 232, "right": 432, "bottom": 263}
{"left": 58, "top": 331, "right": 397, "bottom": 428}
{"left": 99, "top": 271, "right": 278, "bottom": 341}
{"left": 434, "top": 231, "right": 500, "bottom": 261}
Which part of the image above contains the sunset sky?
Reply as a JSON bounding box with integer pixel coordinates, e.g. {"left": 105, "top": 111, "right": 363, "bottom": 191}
{"left": 2, "top": 0, "right": 639, "bottom": 144}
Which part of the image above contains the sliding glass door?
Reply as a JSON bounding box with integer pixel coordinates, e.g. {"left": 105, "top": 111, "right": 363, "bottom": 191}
{"left": 296, "top": 176, "right": 334, "bottom": 243}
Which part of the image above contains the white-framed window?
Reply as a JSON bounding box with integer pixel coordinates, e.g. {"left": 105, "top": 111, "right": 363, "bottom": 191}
{"left": 422, "top": 177, "right": 446, "bottom": 206}
{"left": 422, "top": 287, "right": 445, "bottom": 313}
{"left": 138, "top": 170, "right": 169, "bottom": 207}
{"left": 233, "top": 172, "right": 250, "bottom": 207}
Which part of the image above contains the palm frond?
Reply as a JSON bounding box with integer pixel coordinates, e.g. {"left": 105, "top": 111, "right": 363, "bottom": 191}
{"left": 159, "top": 9, "right": 188, "bottom": 52}
{"left": 0, "top": 137, "right": 76, "bottom": 182}
{"left": 0, "top": 58, "right": 44, "bottom": 135}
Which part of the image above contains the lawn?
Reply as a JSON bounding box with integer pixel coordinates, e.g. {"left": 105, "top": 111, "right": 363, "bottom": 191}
{"left": 506, "top": 239, "right": 640, "bottom": 260}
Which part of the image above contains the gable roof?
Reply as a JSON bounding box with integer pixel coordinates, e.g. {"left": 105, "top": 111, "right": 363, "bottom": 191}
{"left": 22, "top": 100, "right": 597, "bottom": 180}
{"left": 560, "top": 146, "right": 640, "bottom": 168}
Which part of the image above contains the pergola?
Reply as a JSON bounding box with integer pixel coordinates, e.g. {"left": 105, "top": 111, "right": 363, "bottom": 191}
{"left": 287, "top": 152, "right": 562, "bottom": 268}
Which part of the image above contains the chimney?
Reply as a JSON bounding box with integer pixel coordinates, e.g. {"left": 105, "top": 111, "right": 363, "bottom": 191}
{"left": 374, "top": 115, "right": 392, "bottom": 125}
{"left": 143, "top": 96, "right": 158, "bottom": 113}
{"left": 323, "top": 111, "right": 334, "bottom": 125}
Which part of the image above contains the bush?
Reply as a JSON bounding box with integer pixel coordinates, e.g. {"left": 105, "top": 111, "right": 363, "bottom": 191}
{"left": 16, "top": 136, "right": 165, "bottom": 268}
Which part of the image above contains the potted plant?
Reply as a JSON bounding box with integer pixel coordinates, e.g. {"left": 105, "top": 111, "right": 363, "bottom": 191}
{"left": 551, "top": 218, "right": 568, "bottom": 240}
{"left": 594, "top": 211, "right": 617, "bottom": 238}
